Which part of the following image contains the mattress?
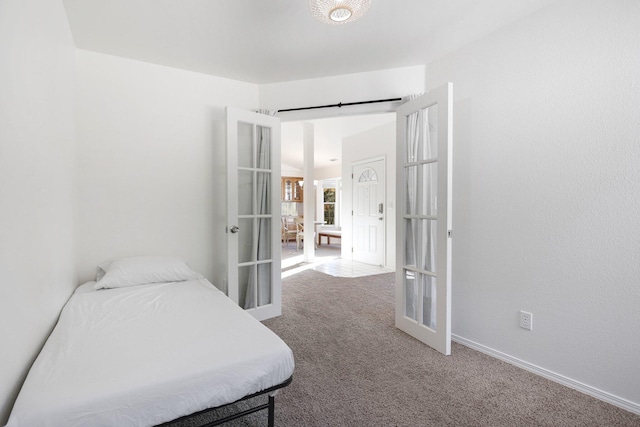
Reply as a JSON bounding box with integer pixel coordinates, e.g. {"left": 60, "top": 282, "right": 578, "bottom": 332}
{"left": 5, "top": 279, "right": 295, "bottom": 427}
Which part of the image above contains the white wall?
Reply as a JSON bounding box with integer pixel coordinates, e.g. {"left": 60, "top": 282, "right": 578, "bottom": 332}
{"left": 342, "top": 123, "right": 397, "bottom": 269}
{"left": 74, "top": 50, "right": 259, "bottom": 287}
{"left": 426, "top": 0, "right": 640, "bottom": 410}
{"left": 0, "top": 0, "right": 77, "bottom": 423}
{"left": 315, "top": 164, "right": 342, "bottom": 180}
{"left": 281, "top": 164, "right": 303, "bottom": 177}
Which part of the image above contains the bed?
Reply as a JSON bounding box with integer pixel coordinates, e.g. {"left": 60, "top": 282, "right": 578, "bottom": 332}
{"left": 5, "top": 256, "right": 295, "bottom": 427}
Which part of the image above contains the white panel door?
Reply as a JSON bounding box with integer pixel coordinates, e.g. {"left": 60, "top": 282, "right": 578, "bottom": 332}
{"left": 226, "top": 107, "right": 281, "bottom": 321}
{"left": 352, "top": 159, "right": 385, "bottom": 266}
{"left": 395, "top": 84, "right": 453, "bottom": 355}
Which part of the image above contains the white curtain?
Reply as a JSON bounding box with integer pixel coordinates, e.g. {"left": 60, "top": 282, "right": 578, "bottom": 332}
{"left": 404, "top": 95, "right": 437, "bottom": 329}
{"left": 244, "top": 110, "right": 276, "bottom": 309}
{"left": 404, "top": 97, "right": 420, "bottom": 321}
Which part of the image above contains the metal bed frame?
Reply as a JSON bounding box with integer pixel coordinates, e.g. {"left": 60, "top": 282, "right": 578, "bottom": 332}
{"left": 158, "top": 376, "right": 293, "bottom": 427}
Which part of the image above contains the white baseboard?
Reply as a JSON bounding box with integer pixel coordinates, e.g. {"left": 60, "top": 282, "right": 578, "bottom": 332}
{"left": 452, "top": 334, "right": 640, "bottom": 416}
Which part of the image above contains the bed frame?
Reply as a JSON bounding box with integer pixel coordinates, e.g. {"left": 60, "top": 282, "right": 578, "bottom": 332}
{"left": 158, "top": 376, "right": 293, "bottom": 427}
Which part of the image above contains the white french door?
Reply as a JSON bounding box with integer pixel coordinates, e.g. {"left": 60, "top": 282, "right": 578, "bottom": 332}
{"left": 395, "top": 83, "right": 453, "bottom": 355}
{"left": 352, "top": 158, "right": 385, "bottom": 266}
{"left": 226, "top": 107, "right": 281, "bottom": 321}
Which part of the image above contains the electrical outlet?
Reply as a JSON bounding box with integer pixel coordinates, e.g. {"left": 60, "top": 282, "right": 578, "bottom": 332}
{"left": 520, "top": 311, "right": 533, "bottom": 331}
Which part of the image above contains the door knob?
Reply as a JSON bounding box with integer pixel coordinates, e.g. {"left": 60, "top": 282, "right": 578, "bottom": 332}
{"left": 229, "top": 225, "right": 240, "bottom": 233}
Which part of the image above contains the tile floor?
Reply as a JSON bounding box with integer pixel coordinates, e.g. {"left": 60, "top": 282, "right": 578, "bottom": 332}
{"left": 281, "top": 243, "right": 394, "bottom": 278}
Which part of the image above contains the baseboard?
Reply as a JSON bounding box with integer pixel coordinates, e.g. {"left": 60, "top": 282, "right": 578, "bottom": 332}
{"left": 452, "top": 334, "right": 640, "bottom": 416}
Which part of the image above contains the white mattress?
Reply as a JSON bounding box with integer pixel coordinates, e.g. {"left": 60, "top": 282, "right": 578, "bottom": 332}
{"left": 5, "top": 279, "right": 294, "bottom": 427}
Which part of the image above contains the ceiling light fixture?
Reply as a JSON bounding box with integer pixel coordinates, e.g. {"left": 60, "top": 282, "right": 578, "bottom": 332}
{"left": 308, "top": 0, "right": 372, "bottom": 25}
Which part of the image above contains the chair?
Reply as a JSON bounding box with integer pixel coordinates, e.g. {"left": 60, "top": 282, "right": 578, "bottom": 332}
{"left": 281, "top": 217, "right": 297, "bottom": 247}
{"left": 296, "top": 223, "right": 304, "bottom": 250}
{"left": 296, "top": 222, "right": 317, "bottom": 250}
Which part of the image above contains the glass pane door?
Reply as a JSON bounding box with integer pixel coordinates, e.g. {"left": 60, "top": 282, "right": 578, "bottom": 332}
{"left": 395, "top": 84, "right": 453, "bottom": 355}
{"left": 226, "top": 107, "right": 281, "bottom": 321}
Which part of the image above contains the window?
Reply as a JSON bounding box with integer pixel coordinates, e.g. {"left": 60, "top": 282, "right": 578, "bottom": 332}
{"left": 281, "top": 202, "right": 298, "bottom": 217}
{"left": 323, "top": 187, "right": 336, "bottom": 225}
{"left": 358, "top": 167, "right": 378, "bottom": 182}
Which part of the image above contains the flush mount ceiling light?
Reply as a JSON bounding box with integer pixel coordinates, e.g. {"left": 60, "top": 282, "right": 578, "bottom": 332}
{"left": 308, "top": 0, "right": 372, "bottom": 25}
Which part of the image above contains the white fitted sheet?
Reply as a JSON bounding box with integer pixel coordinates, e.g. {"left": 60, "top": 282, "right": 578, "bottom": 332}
{"left": 5, "top": 279, "right": 294, "bottom": 427}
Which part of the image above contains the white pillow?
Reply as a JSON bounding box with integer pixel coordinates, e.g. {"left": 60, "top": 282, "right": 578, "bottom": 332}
{"left": 94, "top": 256, "right": 203, "bottom": 290}
{"left": 75, "top": 281, "right": 97, "bottom": 294}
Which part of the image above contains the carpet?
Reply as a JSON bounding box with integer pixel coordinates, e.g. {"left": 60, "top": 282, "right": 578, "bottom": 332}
{"left": 173, "top": 270, "right": 640, "bottom": 426}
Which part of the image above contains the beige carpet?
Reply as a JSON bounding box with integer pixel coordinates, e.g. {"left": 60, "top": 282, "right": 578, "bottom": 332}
{"left": 173, "top": 270, "right": 640, "bottom": 426}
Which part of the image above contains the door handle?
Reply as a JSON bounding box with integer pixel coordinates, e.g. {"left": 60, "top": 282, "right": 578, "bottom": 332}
{"left": 378, "top": 203, "right": 384, "bottom": 214}
{"left": 229, "top": 225, "right": 240, "bottom": 233}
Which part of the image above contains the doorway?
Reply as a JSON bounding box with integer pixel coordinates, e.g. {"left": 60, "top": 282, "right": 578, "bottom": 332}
{"left": 281, "top": 113, "right": 396, "bottom": 271}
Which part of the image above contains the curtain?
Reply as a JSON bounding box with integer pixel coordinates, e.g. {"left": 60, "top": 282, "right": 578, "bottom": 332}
{"left": 244, "top": 110, "right": 276, "bottom": 309}
{"left": 404, "top": 96, "right": 420, "bottom": 321}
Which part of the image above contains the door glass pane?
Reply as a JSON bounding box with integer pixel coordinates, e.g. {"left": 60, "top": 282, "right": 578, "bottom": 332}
{"left": 257, "top": 218, "right": 271, "bottom": 261}
{"left": 421, "top": 163, "right": 437, "bottom": 216}
{"left": 237, "top": 121, "right": 254, "bottom": 168}
{"left": 403, "top": 219, "right": 418, "bottom": 269}
{"left": 421, "top": 275, "right": 437, "bottom": 329}
{"left": 420, "top": 220, "right": 437, "bottom": 273}
{"left": 256, "top": 172, "right": 271, "bottom": 215}
{"left": 404, "top": 269, "right": 417, "bottom": 321}
{"left": 256, "top": 125, "right": 271, "bottom": 170}
{"left": 405, "top": 114, "right": 419, "bottom": 163}
{"left": 404, "top": 166, "right": 418, "bottom": 215}
{"left": 238, "top": 218, "right": 254, "bottom": 263}
{"left": 238, "top": 265, "right": 252, "bottom": 309}
{"left": 238, "top": 170, "right": 253, "bottom": 215}
{"left": 256, "top": 263, "right": 272, "bottom": 306}
{"left": 421, "top": 105, "right": 438, "bottom": 161}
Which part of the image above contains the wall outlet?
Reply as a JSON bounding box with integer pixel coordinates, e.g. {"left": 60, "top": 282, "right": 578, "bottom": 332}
{"left": 520, "top": 311, "right": 533, "bottom": 331}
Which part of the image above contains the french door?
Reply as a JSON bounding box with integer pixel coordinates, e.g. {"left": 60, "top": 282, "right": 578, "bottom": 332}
{"left": 395, "top": 84, "right": 453, "bottom": 355}
{"left": 226, "top": 107, "right": 282, "bottom": 321}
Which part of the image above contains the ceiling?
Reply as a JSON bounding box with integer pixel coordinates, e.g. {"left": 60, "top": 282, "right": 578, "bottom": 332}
{"left": 61, "top": 0, "right": 556, "bottom": 171}
{"left": 62, "top": 0, "right": 556, "bottom": 85}
{"left": 282, "top": 112, "right": 396, "bottom": 171}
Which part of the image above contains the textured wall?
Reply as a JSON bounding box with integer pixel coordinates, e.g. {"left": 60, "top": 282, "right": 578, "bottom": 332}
{"left": 426, "top": 0, "right": 640, "bottom": 407}
{"left": 0, "top": 0, "right": 77, "bottom": 423}
{"left": 74, "top": 50, "right": 259, "bottom": 288}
